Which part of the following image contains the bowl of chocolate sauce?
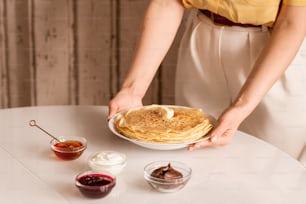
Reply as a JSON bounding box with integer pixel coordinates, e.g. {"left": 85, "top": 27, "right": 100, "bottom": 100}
{"left": 144, "top": 161, "right": 192, "bottom": 193}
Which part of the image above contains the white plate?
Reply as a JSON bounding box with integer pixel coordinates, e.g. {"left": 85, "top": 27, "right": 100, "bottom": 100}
{"left": 108, "top": 106, "right": 216, "bottom": 150}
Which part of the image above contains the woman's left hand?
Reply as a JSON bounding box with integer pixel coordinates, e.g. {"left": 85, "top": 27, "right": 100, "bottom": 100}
{"left": 188, "top": 106, "right": 246, "bottom": 150}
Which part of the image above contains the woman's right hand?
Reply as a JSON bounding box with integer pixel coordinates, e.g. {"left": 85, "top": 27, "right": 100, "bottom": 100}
{"left": 107, "top": 90, "right": 143, "bottom": 120}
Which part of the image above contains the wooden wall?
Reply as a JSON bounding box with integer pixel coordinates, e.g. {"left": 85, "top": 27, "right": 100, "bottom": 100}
{"left": 0, "top": 0, "right": 185, "bottom": 109}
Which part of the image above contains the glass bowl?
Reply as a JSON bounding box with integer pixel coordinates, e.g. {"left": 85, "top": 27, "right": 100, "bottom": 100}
{"left": 144, "top": 161, "right": 192, "bottom": 193}
{"left": 88, "top": 150, "right": 127, "bottom": 175}
{"left": 50, "top": 136, "right": 87, "bottom": 160}
{"left": 75, "top": 170, "right": 116, "bottom": 198}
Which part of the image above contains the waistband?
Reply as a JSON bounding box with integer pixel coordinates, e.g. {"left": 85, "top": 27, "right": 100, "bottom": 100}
{"left": 199, "top": 10, "right": 261, "bottom": 28}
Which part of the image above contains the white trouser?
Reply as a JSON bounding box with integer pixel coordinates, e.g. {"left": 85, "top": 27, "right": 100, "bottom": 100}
{"left": 175, "top": 10, "right": 306, "bottom": 162}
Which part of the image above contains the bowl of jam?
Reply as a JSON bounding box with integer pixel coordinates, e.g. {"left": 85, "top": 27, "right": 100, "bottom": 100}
{"left": 75, "top": 171, "right": 116, "bottom": 198}
{"left": 144, "top": 161, "right": 192, "bottom": 193}
{"left": 50, "top": 136, "right": 87, "bottom": 160}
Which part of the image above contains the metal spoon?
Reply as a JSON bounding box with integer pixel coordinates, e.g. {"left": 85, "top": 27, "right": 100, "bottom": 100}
{"left": 29, "top": 120, "right": 61, "bottom": 143}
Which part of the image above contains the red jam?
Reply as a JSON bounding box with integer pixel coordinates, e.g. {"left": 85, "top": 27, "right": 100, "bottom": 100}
{"left": 76, "top": 173, "right": 116, "bottom": 198}
{"left": 52, "top": 140, "right": 85, "bottom": 160}
{"left": 78, "top": 174, "right": 112, "bottom": 186}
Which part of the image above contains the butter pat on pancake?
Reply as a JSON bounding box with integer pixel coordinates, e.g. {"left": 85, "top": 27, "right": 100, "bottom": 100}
{"left": 114, "top": 105, "right": 214, "bottom": 144}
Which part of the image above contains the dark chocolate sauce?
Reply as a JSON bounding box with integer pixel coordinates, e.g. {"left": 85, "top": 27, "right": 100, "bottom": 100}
{"left": 151, "top": 163, "right": 183, "bottom": 181}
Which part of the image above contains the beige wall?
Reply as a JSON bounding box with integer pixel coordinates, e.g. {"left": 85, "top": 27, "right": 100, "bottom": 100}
{"left": 0, "top": 0, "right": 185, "bottom": 108}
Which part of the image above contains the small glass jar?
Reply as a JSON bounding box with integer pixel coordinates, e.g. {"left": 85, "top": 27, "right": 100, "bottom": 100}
{"left": 75, "top": 170, "right": 116, "bottom": 198}
{"left": 88, "top": 151, "right": 127, "bottom": 175}
{"left": 144, "top": 161, "right": 192, "bottom": 193}
{"left": 50, "top": 136, "right": 87, "bottom": 160}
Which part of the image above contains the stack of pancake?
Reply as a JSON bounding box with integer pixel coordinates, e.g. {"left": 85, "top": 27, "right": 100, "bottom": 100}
{"left": 114, "top": 105, "right": 214, "bottom": 144}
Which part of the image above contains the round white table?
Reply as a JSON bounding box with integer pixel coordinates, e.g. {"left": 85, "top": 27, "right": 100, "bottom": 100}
{"left": 0, "top": 106, "right": 305, "bottom": 204}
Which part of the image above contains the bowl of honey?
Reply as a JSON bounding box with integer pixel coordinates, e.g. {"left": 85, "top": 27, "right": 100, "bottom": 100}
{"left": 75, "top": 170, "right": 116, "bottom": 198}
{"left": 50, "top": 136, "right": 87, "bottom": 160}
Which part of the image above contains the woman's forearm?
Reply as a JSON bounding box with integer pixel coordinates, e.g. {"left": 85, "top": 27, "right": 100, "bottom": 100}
{"left": 121, "top": 0, "right": 184, "bottom": 98}
{"left": 233, "top": 5, "right": 306, "bottom": 115}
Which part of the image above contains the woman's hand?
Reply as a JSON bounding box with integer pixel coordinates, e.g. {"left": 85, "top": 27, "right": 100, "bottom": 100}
{"left": 188, "top": 105, "right": 247, "bottom": 150}
{"left": 107, "top": 90, "right": 143, "bottom": 120}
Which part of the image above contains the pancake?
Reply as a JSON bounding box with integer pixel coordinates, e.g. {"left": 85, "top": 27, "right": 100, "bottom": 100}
{"left": 114, "top": 105, "right": 214, "bottom": 144}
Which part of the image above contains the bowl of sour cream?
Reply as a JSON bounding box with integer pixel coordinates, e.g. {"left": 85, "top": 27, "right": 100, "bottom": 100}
{"left": 88, "top": 151, "right": 127, "bottom": 175}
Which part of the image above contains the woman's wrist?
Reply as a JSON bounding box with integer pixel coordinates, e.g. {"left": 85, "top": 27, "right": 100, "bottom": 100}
{"left": 231, "top": 95, "right": 261, "bottom": 119}
{"left": 118, "top": 84, "right": 145, "bottom": 100}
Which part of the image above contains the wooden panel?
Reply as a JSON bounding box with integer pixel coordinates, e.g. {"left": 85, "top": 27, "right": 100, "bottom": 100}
{"left": 109, "top": 0, "right": 119, "bottom": 100}
{"left": 67, "top": 0, "right": 77, "bottom": 105}
{"left": 0, "top": 0, "right": 8, "bottom": 108}
{"left": 5, "top": 0, "right": 32, "bottom": 107}
{"left": 76, "top": 0, "right": 112, "bottom": 105}
{"left": 33, "top": 0, "right": 71, "bottom": 105}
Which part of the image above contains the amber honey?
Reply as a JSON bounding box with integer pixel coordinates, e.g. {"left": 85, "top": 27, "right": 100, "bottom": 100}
{"left": 51, "top": 140, "right": 86, "bottom": 160}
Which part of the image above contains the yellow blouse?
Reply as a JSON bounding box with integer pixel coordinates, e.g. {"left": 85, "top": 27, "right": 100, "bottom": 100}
{"left": 182, "top": 0, "right": 306, "bottom": 26}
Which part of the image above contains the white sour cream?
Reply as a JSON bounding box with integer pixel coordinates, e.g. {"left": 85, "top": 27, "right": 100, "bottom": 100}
{"left": 88, "top": 151, "right": 127, "bottom": 175}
